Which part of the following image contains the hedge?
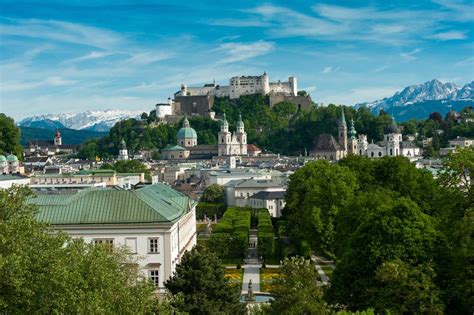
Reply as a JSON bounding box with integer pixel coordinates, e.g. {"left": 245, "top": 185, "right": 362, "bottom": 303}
{"left": 257, "top": 209, "right": 275, "bottom": 259}
{"left": 209, "top": 207, "right": 251, "bottom": 259}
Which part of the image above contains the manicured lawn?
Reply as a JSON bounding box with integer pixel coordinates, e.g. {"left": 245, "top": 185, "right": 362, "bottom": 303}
{"left": 260, "top": 267, "right": 282, "bottom": 293}
{"left": 224, "top": 268, "right": 243, "bottom": 284}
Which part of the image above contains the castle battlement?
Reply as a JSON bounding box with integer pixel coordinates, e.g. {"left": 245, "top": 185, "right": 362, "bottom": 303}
{"left": 175, "top": 73, "right": 297, "bottom": 99}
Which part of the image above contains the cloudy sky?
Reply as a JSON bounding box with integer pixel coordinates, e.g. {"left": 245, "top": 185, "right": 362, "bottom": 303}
{"left": 1, "top": 0, "right": 473, "bottom": 120}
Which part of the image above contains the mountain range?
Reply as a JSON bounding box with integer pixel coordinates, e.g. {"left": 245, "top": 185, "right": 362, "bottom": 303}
{"left": 18, "top": 109, "right": 144, "bottom": 132}
{"left": 356, "top": 79, "right": 473, "bottom": 121}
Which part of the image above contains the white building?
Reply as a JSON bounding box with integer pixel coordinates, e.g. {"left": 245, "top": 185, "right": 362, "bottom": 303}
{"left": 224, "top": 177, "right": 287, "bottom": 208}
{"left": 176, "top": 72, "right": 297, "bottom": 99}
{"left": 155, "top": 98, "right": 173, "bottom": 119}
{"left": 248, "top": 191, "right": 286, "bottom": 218}
{"left": 30, "top": 183, "right": 197, "bottom": 291}
{"left": 118, "top": 139, "right": 129, "bottom": 161}
{"left": 218, "top": 114, "right": 247, "bottom": 156}
{"left": 0, "top": 174, "right": 30, "bottom": 189}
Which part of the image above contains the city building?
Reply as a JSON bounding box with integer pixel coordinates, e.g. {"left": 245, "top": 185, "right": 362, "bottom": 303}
{"left": 224, "top": 177, "right": 287, "bottom": 208}
{"left": 0, "top": 154, "right": 20, "bottom": 174}
{"left": 218, "top": 113, "right": 247, "bottom": 156}
{"left": 118, "top": 139, "right": 129, "bottom": 161}
{"left": 29, "top": 183, "right": 197, "bottom": 291}
{"left": 248, "top": 191, "right": 286, "bottom": 217}
{"left": 175, "top": 72, "right": 297, "bottom": 99}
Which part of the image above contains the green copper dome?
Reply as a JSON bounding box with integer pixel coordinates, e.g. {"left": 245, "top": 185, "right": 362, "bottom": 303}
{"left": 6, "top": 154, "right": 18, "bottom": 162}
{"left": 0, "top": 155, "right": 6, "bottom": 162}
{"left": 177, "top": 117, "right": 197, "bottom": 139}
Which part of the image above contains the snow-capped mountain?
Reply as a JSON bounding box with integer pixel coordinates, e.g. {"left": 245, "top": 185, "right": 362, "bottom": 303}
{"left": 357, "top": 79, "right": 473, "bottom": 110}
{"left": 356, "top": 79, "right": 474, "bottom": 121}
{"left": 19, "top": 109, "right": 144, "bottom": 132}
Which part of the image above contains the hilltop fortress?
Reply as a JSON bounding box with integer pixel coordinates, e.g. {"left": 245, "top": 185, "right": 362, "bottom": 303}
{"left": 156, "top": 73, "right": 312, "bottom": 120}
{"left": 175, "top": 72, "right": 297, "bottom": 99}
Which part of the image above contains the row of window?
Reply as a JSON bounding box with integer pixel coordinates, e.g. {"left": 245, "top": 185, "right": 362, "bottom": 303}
{"left": 93, "top": 237, "right": 160, "bottom": 254}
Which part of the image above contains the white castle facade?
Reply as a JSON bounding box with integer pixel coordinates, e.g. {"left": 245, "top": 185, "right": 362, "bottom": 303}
{"left": 175, "top": 72, "right": 297, "bottom": 99}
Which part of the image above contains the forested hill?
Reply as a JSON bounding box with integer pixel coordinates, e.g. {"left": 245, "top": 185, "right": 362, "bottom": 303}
{"left": 76, "top": 94, "right": 474, "bottom": 160}
{"left": 20, "top": 127, "right": 107, "bottom": 146}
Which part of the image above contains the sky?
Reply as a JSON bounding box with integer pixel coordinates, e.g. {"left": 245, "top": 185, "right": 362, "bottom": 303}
{"left": 0, "top": 0, "right": 473, "bottom": 120}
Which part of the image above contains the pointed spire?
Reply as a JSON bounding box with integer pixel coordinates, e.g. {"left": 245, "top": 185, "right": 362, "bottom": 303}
{"left": 349, "top": 119, "right": 357, "bottom": 139}
{"left": 221, "top": 112, "right": 228, "bottom": 127}
{"left": 340, "top": 108, "right": 346, "bottom": 126}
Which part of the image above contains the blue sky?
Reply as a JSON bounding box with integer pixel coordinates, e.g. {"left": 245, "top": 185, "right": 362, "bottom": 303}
{"left": 1, "top": 0, "right": 473, "bottom": 120}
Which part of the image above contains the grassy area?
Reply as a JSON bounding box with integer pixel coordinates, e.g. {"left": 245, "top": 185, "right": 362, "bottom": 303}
{"left": 260, "top": 268, "right": 282, "bottom": 293}
{"left": 224, "top": 268, "right": 243, "bottom": 285}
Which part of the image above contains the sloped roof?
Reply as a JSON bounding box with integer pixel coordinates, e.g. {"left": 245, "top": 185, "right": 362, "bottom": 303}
{"left": 312, "top": 134, "right": 342, "bottom": 151}
{"left": 162, "top": 145, "right": 187, "bottom": 151}
{"left": 247, "top": 144, "right": 261, "bottom": 152}
{"left": 250, "top": 191, "right": 286, "bottom": 200}
{"left": 30, "top": 183, "right": 195, "bottom": 225}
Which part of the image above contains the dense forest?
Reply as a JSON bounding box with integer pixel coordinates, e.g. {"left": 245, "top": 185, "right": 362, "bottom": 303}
{"left": 73, "top": 95, "right": 473, "bottom": 160}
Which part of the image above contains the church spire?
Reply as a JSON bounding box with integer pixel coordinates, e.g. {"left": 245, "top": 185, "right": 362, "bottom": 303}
{"left": 340, "top": 108, "right": 346, "bottom": 126}
{"left": 349, "top": 119, "right": 357, "bottom": 139}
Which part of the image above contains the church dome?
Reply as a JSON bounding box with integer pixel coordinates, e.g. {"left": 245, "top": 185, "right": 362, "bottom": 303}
{"left": 6, "top": 154, "right": 18, "bottom": 162}
{"left": 221, "top": 113, "right": 229, "bottom": 127}
{"left": 177, "top": 117, "right": 197, "bottom": 139}
{"left": 384, "top": 115, "right": 400, "bottom": 134}
{"left": 0, "top": 155, "right": 6, "bottom": 161}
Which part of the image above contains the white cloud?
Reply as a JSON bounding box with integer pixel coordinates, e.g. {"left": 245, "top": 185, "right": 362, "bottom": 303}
{"left": 67, "top": 51, "right": 116, "bottom": 63}
{"left": 430, "top": 31, "right": 467, "bottom": 41}
{"left": 0, "top": 18, "right": 124, "bottom": 49}
{"left": 321, "top": 66, "right": 340, "bottom": 74}
{"left": 125, "top": 52, "right": 172, "bottom": 65}
{"left": 214, "top": 41, "right": 274, "bottom": 64}
{"left": 454, "top": 56, "right": 474, "bottom": 66}
{"left": 208, "top": 18, "right": 270, "bottom": 27}
{"left": 400, "top": 48, "right": 422, "bottom": 61}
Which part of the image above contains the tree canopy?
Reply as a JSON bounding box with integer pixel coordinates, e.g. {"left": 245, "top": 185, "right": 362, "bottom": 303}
{"left": 0, "top": 113, "right": 23, "bottom": 158}
{"left": 165, "top": 245, "right": 246, "bottom": 315}
{"left": 0, "top": 185, "right": 158, "bottom": 314}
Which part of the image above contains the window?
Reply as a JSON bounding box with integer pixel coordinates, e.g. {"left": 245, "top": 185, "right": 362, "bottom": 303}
{"left": 378, "top": 152, "right": 382, "bottom": 157}
{"left": 94, "top": 238, "right": 114, "bottom": 246}
{"left": 149, "top": 270, "right": 159, "bottom": 287}
{"left": 125, "top": 238, "right": 137, "bottom": 254}
{"left": 149, "top": 238, "right": 159, "bottom": 253}
{"left": 371, "top": 152, "right": 374, "bottom": 157}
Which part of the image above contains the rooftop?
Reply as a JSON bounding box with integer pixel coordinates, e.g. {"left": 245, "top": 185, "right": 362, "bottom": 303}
{"left": 29, "top": 183, "right": 196, "bottom": 225}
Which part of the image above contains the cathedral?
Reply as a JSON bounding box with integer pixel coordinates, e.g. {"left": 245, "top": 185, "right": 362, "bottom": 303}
{"left": 218, "top": 113, "right": 247, "bottom": 156}
{"left": 310, "top": 109, "right": 420, "bottom": 160}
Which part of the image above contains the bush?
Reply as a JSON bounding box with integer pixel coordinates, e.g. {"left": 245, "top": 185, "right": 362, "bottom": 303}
{"left": 209, "top": 207, "right": 251, "bottom": 259}
{"left": 257, "top": 209, "right": 275, "bottom": 259}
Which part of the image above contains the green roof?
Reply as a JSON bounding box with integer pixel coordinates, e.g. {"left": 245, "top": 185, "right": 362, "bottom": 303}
{"left": 75, "top": 169, "right": 116, "bottom": 175}
{"left": 162, "top": 145, "right": 186, "bottom": 151}
{"left": 6, "top": 154, "right": 18, "bottom": 161}
{"left": 30, "top": 183, "right": 196, "bottom": 225}
{"left": 177, "top": 127, "right": 197, "bottom": 139}
{"left": 0, "top": 155, "right": 6, "bottom": 161}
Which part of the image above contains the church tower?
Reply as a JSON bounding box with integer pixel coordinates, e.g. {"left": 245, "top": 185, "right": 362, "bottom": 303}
{"left": 218, "top": 113, "right": 231, "bottom": 156}
{"left": 338, "top": 108, "right": 348, "bottom": 154}
{"left": 348, "top": 119, "right": 358, "bottom": 154}
{"left": 118, "top": 139, "right": 129, "bottom": 160}
{"left": 236, "top": 114, "right": 247, "bottom": 155}
{"left": 54, "top": 130, "right": 62, "bottom": 146}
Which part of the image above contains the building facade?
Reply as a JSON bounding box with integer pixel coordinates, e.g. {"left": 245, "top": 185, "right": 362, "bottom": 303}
{"left": 30, "top": 184, "right": 197, "bottom": 291}
{"left": 175, "top": 72, "right": 297, "bottom": 99}
{"left": 218, "top": 114, "right": 247, "bottom": 156}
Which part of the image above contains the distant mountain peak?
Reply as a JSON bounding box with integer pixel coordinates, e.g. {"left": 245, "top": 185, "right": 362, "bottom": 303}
{"left": 355, "top": 79, "right": 474, "bottom": 121}
{"left": 357, "top": 79, "right": 473, "bottom": 110}
{"left": 18, "top": 109, "right": 144, "bottom": 132}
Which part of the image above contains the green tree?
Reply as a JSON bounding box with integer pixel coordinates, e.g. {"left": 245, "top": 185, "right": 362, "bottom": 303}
{"left": 0, "top": 114, "right": 23, "bottom": 158}
{"left": 0, "top": 185, "right": 157, "bottom": 314}
{"left": 269, "top": 256, "right": 327, "bottom": 315}
{"left": 285, "top": 160, "right": 357, "bottom": 257}
{"left": 201, "top": 184, "right": 225, "bottom": 203}
{"left": 165, "top": 245, "right": 246, "bottom": 315}
{"left": 327, "top": 196, "right": 440, "bottom": 312}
